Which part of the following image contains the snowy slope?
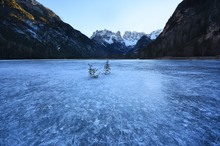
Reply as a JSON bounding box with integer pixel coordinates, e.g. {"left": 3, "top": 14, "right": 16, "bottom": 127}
{"left": 148, "top": 29, "right": 163, "bottom": 40}
{"left": 123, "top": 31, "right": 147, "bottom": 47}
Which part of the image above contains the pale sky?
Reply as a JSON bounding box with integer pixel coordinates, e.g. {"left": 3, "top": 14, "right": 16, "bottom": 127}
{"left": 37, "top": 0, "right": 182, "bottom": 37}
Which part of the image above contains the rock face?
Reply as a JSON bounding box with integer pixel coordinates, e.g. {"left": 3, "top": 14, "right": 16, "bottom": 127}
{"left": 142, "top": 0, "right": 220, "bottom": 58}
{"left": 0, "top": 0, "right": 106, "bottom": 59}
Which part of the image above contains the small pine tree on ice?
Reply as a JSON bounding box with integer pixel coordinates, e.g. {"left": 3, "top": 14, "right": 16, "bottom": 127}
{"left": 104, "top": 60, "right": 111, "bottom": 75}
{"left": 88, "top": 64, "right": 99, "bottom": 78}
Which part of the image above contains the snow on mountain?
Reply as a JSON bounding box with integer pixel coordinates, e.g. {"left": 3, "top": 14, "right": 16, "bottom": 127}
{"left": 148, "top": 29, "right": 163, "bottom": 40}
{"left": 91, "top": 29, "right": 124, "bottom": 45}
{"left": 91, "top": 29, "right": 162, "bottom": 48}
{"left": 123, "top": 31, "right": 147, "bottom": 47}
{"left": 90, "top": 29, "right": 162, "bottom": 57}
{"left": 91, "top": 30, "right": 149, "bottom": 47}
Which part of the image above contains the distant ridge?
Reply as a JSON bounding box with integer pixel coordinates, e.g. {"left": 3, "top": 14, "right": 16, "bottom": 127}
{"left": 91, "top": 29, "right": 161, "bottom": 58}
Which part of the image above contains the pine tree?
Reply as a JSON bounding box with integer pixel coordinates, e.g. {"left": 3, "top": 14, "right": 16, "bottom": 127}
{"left": 88, "top": 64, "right": 99, "bottom": 78}
{"left": 104, "top": 60, "right": 111, "bottom": 75}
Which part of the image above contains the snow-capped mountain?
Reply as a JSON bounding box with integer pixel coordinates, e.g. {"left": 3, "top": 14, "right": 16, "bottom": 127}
{"left": 91, "top": 29, "right": 162, "bottom": 58}
{"left": 91, "top": 29, "right": 162, "bottom": 48}
{"left": 123, "top": 31, "right": 147, "bottom": 47}
{"left": 148, "top": 29, "right": 162, "bottom": 40}
{"left": 91, "top": 29, "right": 124, "bottom": 45}
{"left": 91, "top": 30, "right": 127, "bottom": 57}
{"left": 91, "top": 30, "right": 149, "bottom": 48}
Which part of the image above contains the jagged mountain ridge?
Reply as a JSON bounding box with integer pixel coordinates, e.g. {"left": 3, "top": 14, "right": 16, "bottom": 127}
{"left": 91, "top": 29, "right": 161, "bottom": 48}
{"left": 91, "top": 30, "right": 124, "bottom": 46}
{"left": 91, "top": 29, "right": 161, "bottom": 57}
{"left": 142, "top": 0, "right": 220, "bottom": 58}
{"left": 0, "top": 0, "right": 107, "bottom": 59}
{"left": 90, "top": 30, "right": 127, "bottom": 58}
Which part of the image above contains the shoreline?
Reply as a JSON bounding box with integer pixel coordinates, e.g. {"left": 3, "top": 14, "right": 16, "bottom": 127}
{"left": 0, "top": 56, "right": 219, "bottom": 61}
{"left": 156, "top": 56, "right": 220, "bottom": 60}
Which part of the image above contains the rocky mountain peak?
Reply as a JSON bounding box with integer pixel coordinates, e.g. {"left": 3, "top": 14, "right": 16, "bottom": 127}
{"left": 91, "top": 30, "right": 154, "bottom": 47}
{"left": 123, "top": 31, "right": 146, "bottom": 40}
{"left": 116, "top": 31, "right": 121, "bottom": 37}
{"left": 91, "top": 30, "right": 124, "bottom": 45}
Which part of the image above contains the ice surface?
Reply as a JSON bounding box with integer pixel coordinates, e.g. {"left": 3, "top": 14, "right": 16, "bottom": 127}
{"left": 0, "top": 60, "right": 220, "bottom": 145}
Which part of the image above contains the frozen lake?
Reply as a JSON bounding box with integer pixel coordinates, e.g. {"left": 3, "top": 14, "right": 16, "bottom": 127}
{"left": 0, "top": 60, "right": 220, "bottom": 146}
